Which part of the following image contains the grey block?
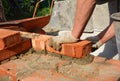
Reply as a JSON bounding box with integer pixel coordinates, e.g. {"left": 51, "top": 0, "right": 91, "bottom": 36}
{"left": 45, "top": 0, "right": 94, "bottom": 32}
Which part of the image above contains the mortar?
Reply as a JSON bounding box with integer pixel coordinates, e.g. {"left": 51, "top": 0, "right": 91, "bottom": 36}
{"left": 111, "top": 12, "right": 120, "bottom": 59}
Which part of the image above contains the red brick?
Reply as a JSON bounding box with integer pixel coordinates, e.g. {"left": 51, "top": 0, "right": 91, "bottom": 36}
{"left": 32, "top": 35, "right": 51, "bottom": 50}
{"left": 46, "top": 40, "right": 92, "bottom": 58}
{"left": 21, "top": 32, "right": 92, "bottom": 58}
{"left": 93, "top": 56, "right": 106, "bottom": 63}
{"left": 63, "top": 40, "right": 92, "bottom": 58}
{"left": 0, "top": 29, "right": 22, "bottom": 50}
{"left": 0, "top": 67, "right": 17, "bottom": 81}
{"left": 89, "top": 75, "right": 118, "bottom": 81}
{"left": 106, "top": 59, "right": 120, "bottom": 66}
{"left": 0, "top": 61, "right": 28, "bottom": 81}
{"left": 31, "top": 34, "right": 92, "bottom": 58}
{"left": 0, "top": 38, "right": 31, "bottom": 61}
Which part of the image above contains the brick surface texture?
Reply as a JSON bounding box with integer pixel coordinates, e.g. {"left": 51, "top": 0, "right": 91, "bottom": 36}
{"left": 0, "top": 38, "right": 31, "bottom": 61}
{"left": 0, "top": 31, "right": 119, "bottom": 81}
{"left": 29, "top": 32, "right": 92, "bottom": 58}
{"left": 0, "top": 29, "right": 21, "bottom": 50}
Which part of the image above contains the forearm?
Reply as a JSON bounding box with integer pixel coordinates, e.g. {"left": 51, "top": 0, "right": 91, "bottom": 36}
{"left": 72, "top": 0, "right": 96, "bottom": 39}
{"left": 97, "top": 22, "right": 115, "bottom": 43}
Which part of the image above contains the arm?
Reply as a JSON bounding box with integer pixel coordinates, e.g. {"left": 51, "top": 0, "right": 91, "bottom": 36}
{"left": 49, "top": 0, "right": 96, "bottom": 51}
{"left": 72, "top": 0, "right": 96, "bottom": 39}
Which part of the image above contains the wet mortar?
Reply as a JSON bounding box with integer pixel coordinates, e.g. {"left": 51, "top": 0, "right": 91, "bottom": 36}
{"left": 0, "top": 48, "right": 95, "bottom": 81}
{"left": 0, "top": 75, "right": 12, "bottom": 81}
{"left": 1, "top": 47, "right": 120, "bottom": 81}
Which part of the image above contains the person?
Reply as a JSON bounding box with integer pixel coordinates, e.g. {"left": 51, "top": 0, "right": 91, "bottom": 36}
{"left": 49, "top": 0, "right": 115, "bottom": 51}
{"left": 86, "top": 22, "right": 115, "bottom": 51}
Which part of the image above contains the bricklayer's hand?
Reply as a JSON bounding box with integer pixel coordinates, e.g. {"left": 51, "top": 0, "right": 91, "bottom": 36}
{"left": 49, "top": 31, "right": 79, "bottom": 51}
{"left": 85, "top": 36, "right": 103, "bottom": 51}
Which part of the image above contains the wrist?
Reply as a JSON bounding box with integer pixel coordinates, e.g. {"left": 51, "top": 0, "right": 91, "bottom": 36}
{"left": 95, "top": 40, "right": 103, "bottom": 48}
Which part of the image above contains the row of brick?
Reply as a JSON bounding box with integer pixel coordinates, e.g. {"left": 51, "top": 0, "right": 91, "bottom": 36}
{"left": 0, "top": 29, "right": 32, "bottom": 61}
{"left": 20, "top": 31, "right": 92, "bottom": 58}
{"left": 0, "top": 29, "right": 22, "bottom": 50}
{"left": 31, "top": 33, "right": 92, "bottom": 58}
{"left": 0, "top": 29, "right": 91, "bottom": 61}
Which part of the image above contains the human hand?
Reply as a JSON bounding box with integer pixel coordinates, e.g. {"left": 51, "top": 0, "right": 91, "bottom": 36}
{"left": 85, "top": 36, "right": 103, "bottom": 51}
{"left": 48, "top": 31, "right": 79, "bottom": 51}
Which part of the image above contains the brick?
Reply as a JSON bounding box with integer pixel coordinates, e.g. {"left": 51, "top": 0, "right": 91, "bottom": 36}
{"left": 32, "top": 35, "right": 51, "bottom": 50}
{"left": 0, "top": 62, "right": 28, "bottom": 81}
{"left": 46, "top": 40, "right": 92, "bottom": 58}
{"left": 93, "top": 56, "right": 107, "bottom": 63}
{"left": 0, "top": 38, "right": 31, "bottom": 61}
{"left": 0, "top": 29, "right": 22, "bottom": 50}
{"left": 89, "top": 76, "right": 117, "bottom": 81}
{"left": 20, "top": 31, "right": 51, "bottom": 50}
{"left": 63, "top": 40, "right": 92, "bottom": 58}
{"left": 106, "top": 59, "right": 120, "bottom": 66}
{"left": 31, "top": 34, "right": 92, "bottom": 58}
{"left": 21, "top": 32, "right": 92, "bottom": 58}
{"left": 0, "top": 67, "right": 17, "bottom": 81}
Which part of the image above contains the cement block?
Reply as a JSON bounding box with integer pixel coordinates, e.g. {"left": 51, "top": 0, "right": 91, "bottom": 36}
{"left": 45, "top": 0, "right": 94, "bottom": 32}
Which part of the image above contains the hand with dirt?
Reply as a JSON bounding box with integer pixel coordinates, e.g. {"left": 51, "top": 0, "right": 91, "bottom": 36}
{"left": 49, "top": 31, "right": 79, "bottom": 51}
{"left": 85, "top": 36, "right": 103, "bottom": 51}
